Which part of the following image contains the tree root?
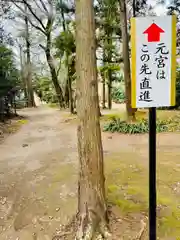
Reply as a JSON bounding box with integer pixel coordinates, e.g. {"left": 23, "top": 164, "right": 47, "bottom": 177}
{"left": 133, "top": 218, "right": 147, "bottom": 240}
{"left": 52, "top": 231, "right": 72, "bottom": 240}
{"left": 75, "top": 222, "right": 111, "bottom": 240}
{"left": 99, "top": 221, "right": 112, "bottom": 239}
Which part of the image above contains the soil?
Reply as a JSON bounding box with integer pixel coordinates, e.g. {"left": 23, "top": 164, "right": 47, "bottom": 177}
{"left": 0, "top": 106, "right": 179, "bottom": 240}
{"left": 0, "top": 107, "right": 78, "bottom": 240}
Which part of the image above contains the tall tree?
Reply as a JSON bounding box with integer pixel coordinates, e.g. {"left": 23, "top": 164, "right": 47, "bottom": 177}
{"left": 96, "top": 0, "right": 121, "bottom": 110}
{"left": 119, "top": 0, "right": 136, "bottom": 120}
{"left": 167, "top": 0, "right": 180, "bottom": 54}
{"left": 54, "top": 29, "right": 75, "bottom": 113}
{"left": 75, "top": 0, "right": 110, "bottom": 238}
{"left": 18, "top": 40, "right": 28, "bottom": 106}
{"left": 0, "top": 0, "right": 13, "bottom": 44}
{"left": 0, "top": 43, "right": 20, "bottom": 120}
{"left": 0, "top": 44, "right": 19, "bottom": 89}
{"left": 24, "top": 4, "right": 35, "bottom": 107}
{"left": 11, "top": 0, "right": 65, "bottom": 108}
{"left": 59, "top": 0, "right": 74, "bottom": 113}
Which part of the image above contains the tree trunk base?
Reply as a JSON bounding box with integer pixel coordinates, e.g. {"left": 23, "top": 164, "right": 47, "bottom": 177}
{"left": 52, "top": 212, "right": 111, "bottom": 240}
{"left": 76, "top": 215, "right": 111, "bottom": 240}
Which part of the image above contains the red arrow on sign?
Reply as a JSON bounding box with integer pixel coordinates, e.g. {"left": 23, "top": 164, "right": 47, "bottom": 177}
{"left": 143, "top": 23, "right": 165, "bottom": 42}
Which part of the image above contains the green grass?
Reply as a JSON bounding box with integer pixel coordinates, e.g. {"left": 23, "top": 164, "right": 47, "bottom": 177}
{"left": 17, "top": 119, "right": 28, "bottom": 124}
{"left": 105, "top": 152, "right": 180, "bottom": 239}
{"left": 48, "top": 103, "right": 59, "bottom": 108}
{"left": 6, "top": 119, "right": 28, "bottom": 134}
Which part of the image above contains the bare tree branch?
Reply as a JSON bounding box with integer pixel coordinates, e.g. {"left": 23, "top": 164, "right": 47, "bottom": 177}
{"left": 47, "top": 0, "right": 55, "bottom": 24}
{"left": 11, "top": 0, "right": 26, "bottom": 15}
{"left": 47, "top": 0, "right": 52, "bottom": 6}
{"left": 39, "top": 44, "right": 46, "bottom": 50}
{"left": 27, "top": 17, "right": 46, "bottom": 35}
{"left": 33, "top": 0, "right": 46, "bottom": 14}
{"left": 11, "top": 0, "right": 46, "bottom": 35}
{"left": 21, "top": 0, "right": 46, "bottom": 31}
{"left": 39, "top": 0, "right": 49, "bottom": 13}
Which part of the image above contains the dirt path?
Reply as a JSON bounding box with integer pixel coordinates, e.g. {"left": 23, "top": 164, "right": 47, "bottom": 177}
{"left": 0, "top": 107, "right": 78, "bottom": 240}
{"left": 0, "top": 106, "right": 179, "bottom": 240}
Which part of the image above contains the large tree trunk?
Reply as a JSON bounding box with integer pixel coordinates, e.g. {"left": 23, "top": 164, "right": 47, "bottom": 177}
{"left": 75, "top": 0, "right": 110, "bottom": 239}
{"left": 119, "top": 0, "right": 136, "bottom": 120}
{"left": 45, "top": 33, "right": 64, "bottom": 108}
{"left": 25, "top": 6, "right": 35, "bottom": 108}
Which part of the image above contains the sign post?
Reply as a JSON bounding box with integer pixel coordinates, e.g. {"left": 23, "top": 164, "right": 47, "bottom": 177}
{"left": 131, "top": 16, "right": 176, "bottom": 240}
{"left": 149, "top": 107, "right": 156, "bottom": 239}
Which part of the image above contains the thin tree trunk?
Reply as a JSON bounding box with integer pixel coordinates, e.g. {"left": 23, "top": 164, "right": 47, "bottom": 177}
{"left": 19, "top": 44, "right": 28, "bottom": 107}
{"left": 119, "top": 0, "right": 136, "bottom": 120}
{"left": 67, "top": 54, "right": 74, "bottom": 114}
{"left": 13, "top": 95, "right": 17, "bottom": 116}
{"left": 102, "top": 51, "right": 106, "bottom": 109}
{"left": 107, "top": 35, "right": 112, "bottom": 110}
{"left": 64, "top": 83, "right": 69, "bottom": 107}
{"left": 45, "top": 33, "right": 64, "bottom": 108}
{"left": 25, "top": 5, "right": 35, "bottom": 108}
{"left": 107, "top": 68, "right": 112, "bottom": 109}
{"left": 102, "top": 80, "right": 106, "bottom": 109}
{"left": 66, "top": 54, "right": 74, "bottom": 113}
{"left": 102, "top": 73, "right": 106, "bottom": 109}
{"left": 75, "top": 0, "right": 110, "bottom": 238}
{"left": 60, "top": 0, "right": 74, "bottom": 113}
{"left": 133, "top": 0, "right": 136, "bottom": 17}
{"left": 68, "top": 75, "right": 73, "bottom": 114}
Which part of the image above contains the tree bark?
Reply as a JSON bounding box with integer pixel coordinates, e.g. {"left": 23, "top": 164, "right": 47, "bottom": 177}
{"left": 119, "top": 0, "right": 136, "bottom": 120}
{"left": 25, "top": 5, "right": 35, "bottom": 108}
{"left": 45, "top": 32, "right": 64, "bottom": 108}
{"left": 75, "top": 0, "right": 110, "bottom": 238}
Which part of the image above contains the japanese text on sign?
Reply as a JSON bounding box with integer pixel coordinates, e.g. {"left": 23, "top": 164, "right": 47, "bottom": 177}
{"left": 155, "top": 43, "right": 169, "bottom": 80}
{"left": 139, "top": 44, "right": 152, "bottom": 103}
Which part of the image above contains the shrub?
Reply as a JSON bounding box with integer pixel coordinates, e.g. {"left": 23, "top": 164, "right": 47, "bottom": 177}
{"left": 112, "top": 87, "right": 125, "bottom": 103}
{"left": 34, "top": 76, "right": 58, "bottom": 104}
{"left": 103, "top": 118, "right": 168, "bottom": 134}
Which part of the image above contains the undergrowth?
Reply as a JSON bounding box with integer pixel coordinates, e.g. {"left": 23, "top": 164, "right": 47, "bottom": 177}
{"left": 103, "top": 116, "right": 180, "bottom": 134}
